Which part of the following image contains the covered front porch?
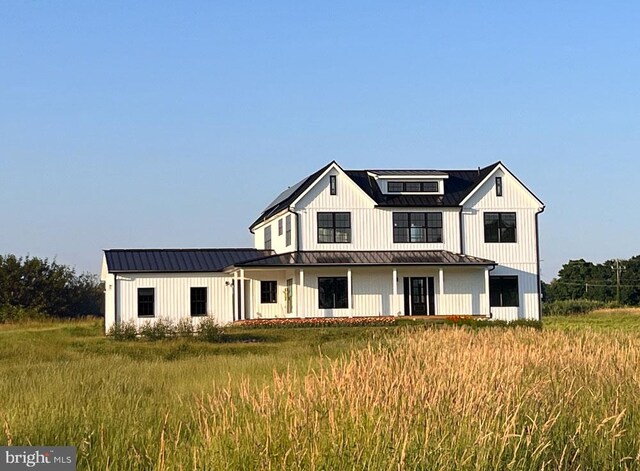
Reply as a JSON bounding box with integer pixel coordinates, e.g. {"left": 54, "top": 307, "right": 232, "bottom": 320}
{"left": 227, "top": 251, "right": 495, "bottom": 321}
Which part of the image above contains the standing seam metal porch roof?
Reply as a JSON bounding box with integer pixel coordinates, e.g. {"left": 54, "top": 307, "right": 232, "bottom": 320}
{"left": 104, "top": 249, "right": 274, "bottom": 273}
{"left": 233, "top": 250, "right": 495, "bottom": 268}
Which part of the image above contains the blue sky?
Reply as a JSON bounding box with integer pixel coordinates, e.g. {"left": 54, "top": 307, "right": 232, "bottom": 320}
{"left": 1, "top": 1, "right": 639, "bottom": 281}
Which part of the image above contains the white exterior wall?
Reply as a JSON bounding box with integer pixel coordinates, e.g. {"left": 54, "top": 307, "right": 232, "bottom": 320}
{"left": 294, "top": 167, "right": 461, "bottom": 252}
{"left": 295, "top": 267, "right": 488, "bottom": 317}
{"left": 462, "top": 167, "right": 543, "bottom": 320}
{"left": 253, "top": 213, "right": 297, "bottom": 253}
{"left": 108, "top": 273, "right": 234, "bottom": 331}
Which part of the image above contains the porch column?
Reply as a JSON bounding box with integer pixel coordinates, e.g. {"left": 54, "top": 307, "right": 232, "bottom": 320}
{"left": 392, "top": 268, "right": 398, "bottom": 316}
{"left": 233, "top": 271, "right": 238, "bottom": 321}
{"left": 347, "top": 268, "right": 352, "bottom": 317}
{"left": 298, "top": 269, "right": 305, "bottom": 318}
{"left": 485, "top": 267, "right": 490, "bottom": 316}
{"left": 239, "top": 269, "right": 245, "bottom": 320}
{"left": 439, "top": 268, "right": 444, "bottom": 315}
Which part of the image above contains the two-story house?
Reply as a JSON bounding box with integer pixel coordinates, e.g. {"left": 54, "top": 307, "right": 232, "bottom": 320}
{"left": 101, "top": 161, "right": 544, "bottom": 332}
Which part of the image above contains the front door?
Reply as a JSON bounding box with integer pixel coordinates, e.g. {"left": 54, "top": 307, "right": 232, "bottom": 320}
{"left": 403, "top": 276, "right": 436, "bottom": 315}
{"left": 411, "top": 277, "right": 428, "bottom": 315}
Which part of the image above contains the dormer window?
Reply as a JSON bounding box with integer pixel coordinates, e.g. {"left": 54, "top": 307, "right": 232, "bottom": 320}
{"left": 387, "top": 181, "right": 439, "bottom": 193}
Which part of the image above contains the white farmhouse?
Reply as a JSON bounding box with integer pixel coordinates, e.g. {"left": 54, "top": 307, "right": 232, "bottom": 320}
{"left": 101, "top": 161, "right": 544, "bottom": 332}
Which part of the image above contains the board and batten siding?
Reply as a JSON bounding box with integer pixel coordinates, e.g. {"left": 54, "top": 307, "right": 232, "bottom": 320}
{"left": 296, "top": 267, "right": 489, "bottom": 318}
{"left": 253, "top": 212, "right": 298, "bottom": 253}
{"left": 462, "top": 167, "right": 543, "bottom": 320}
{"left": 294, "top": 167, "right": 461, "bottom": 252}
{"left": 106, "top": 273, "right": 234, "bottom": 332}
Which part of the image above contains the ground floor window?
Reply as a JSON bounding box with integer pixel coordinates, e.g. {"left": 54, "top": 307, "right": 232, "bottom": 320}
{"left": 261, "top": 280, "right": 277, "bottom": 303}
{"left": 190, "top": 287, "right": 207, "bottom": 316}
{"left": 286, "top": 278, "right": 293, "bottom": 313}
{"left": 490, "top": 276, "right": 519, "bottom": 307}
{"left": 318, "top": 277, "right": 348, "bottom": 309}
{"left": 138, "top": 288, "right": 155, "bottom": 317}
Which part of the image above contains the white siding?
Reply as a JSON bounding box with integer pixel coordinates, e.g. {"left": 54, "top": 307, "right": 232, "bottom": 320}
{"left": 295, "top": 167, "right": 461, "bottom": 252}
{"left": 253, "top": 213, "right": 297, "bottom": 253}
{"left": 462, "top": 167, "right": 543, "bottom": 320}
{"left": 111, "top": 273, "right": 234, "bottom": 330}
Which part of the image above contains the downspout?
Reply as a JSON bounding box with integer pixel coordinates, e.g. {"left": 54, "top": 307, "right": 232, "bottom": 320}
{"left": 458, "top": 208, "right": 464, "bottom": 254}
{"left": 535, "top": 206, "right": 546, "bottom": 319}
{"left": 290, "top": 208, "right": 301, "bottom": 252}
{"left": 487, "top": 264, "right": 496, "bottom": 319}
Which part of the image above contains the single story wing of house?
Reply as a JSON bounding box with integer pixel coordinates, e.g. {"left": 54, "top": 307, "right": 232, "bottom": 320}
{"left": 101, "top": 160, "right": 544, "bottom": 331}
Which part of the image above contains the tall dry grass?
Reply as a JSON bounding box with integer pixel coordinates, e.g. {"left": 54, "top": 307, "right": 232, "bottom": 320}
{"left": 191, "top": 327, "right": 640, "bottom": 470}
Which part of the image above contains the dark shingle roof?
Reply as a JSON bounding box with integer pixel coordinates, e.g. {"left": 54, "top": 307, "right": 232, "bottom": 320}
{"left": 250, "top": 161, "right": 501, "bottom": 230}
{"left": 104, "top": 248, "right": 274, "bottom": 273}
{"left": 235, "top": 250, "right": 494, "bottom": 267}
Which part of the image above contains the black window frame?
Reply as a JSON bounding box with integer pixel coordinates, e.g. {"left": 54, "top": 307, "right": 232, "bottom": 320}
{"left": 393, "top": 212, "right": 443, "bottom": 243}
{"left": 495, "top": 176, "right": 503, "bottom": 197}
{"left": 190, "top": 287, "right": 207, "bottom": 316}
{"left": 264, "top": 225, "right": 272, "bottom": 250}
{"left": 137, "top": 287, "right": 155, "bottom": 317}
{"left": 387, "top": 181, "right": 439, "bottom": 193}
{"left": 278, "top": 218, "right": 283, "bottom": 236}
{"left": 490, "top": 276, "right": 519, "bottom": 307}
{"left": 318, "top": 277, "right": 348, "bottom": 309}
{"left": 317, "top": 212, "right": 351, "bottom": 244}
{"left": 260, "top": 280, "right": 277, "bottom": 304}
{"left": 285, "top": 215, "right": 292, "bottom": 246}
{"left": 329, "top": 175, "right": 337, "bottom": 195}
{"left": 484, "top": 212, "right": 517, "bottom": 243}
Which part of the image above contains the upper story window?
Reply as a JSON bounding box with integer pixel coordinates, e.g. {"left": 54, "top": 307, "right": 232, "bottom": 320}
{"left": 490, "top": 276, "right": 519, "bottom": 307}
{"left": 495, "top": 177, "right": 503, "bottom": 197}
{"left": 387, "top": 181, "right": 439, "bottom": 193}
{"left": 264, "top": 225, "right": 272, "bottom": 250}
{"left": 393, "top": 212, "right": 443, "bottom": 243}
{"left": 318, "top": 212, "right": 351, "bottom": 243}
{"left": 190, "top": 287, "right": 207, "bottom": 316}
{"left": 138, "top": 288, "right": 155, "bottom": 317}
{"left": 330, "top": 175, "right": 337, "bottom": 195}
{"left": 285, "top": 215, "right": 292, "bottom": 246}
{"left": 278, "top": 218, "right": 283, "bottom": 235}
{"left": 484, "top": 212, "right": 516, "bottom": 243}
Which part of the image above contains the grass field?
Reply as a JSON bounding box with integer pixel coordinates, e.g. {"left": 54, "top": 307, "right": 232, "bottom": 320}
{"left": 1, "top": 311, "right": 640, "bottom": 470}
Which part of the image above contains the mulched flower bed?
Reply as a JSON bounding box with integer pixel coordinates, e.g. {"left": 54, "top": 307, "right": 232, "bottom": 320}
{"left": 233, "top": 316, "right": 398, "bottom": 328}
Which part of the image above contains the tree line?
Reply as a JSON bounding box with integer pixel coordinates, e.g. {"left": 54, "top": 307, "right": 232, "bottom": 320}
{"left": 543, "top": 256, "right": 640, "bottom": 305}
{"left": 0, "top": 254, "right": 103, "bottom": 321}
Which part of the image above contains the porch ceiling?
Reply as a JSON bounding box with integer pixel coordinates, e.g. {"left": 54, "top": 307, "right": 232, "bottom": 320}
{"left": 233, "top": 250, "right": 494, "bottom": 268}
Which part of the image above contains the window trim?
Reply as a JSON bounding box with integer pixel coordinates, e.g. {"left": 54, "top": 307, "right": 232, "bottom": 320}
{"left": 392, "top": 212, "right": 443, "bottom": 243}
{"left": 190, "top": 287, "right": 207, "bottom": 317}
{"left": 329, "top": 175, "right": 337, "bottom": 195}
{"left": 495, "top": 176, "right": 503, "bottom": 197}
{"left": 264, "top": 225, "right": 272, "bottom": 250}
{"left": 484, "top": 212, "right": 517, "bottom": 243}
{"left": 318, "top": 277, "right": 348, "bottom": 309}
{"left": 317, "top": 212, "right": 351, "bottom": 244}
{"left": 137, "top": 287, "right": 155, "bottom": 318}
{"left": 285, "top": 215, "right": 292, "bottom": 247}
{"left": 260, "top": 280, "right": 278, "bottom": 304}
{"left": 490, "top": 276, "right": 520, "bottom": 307}
{"left": 387, "top": 181, "right": 440, "bottom": 193}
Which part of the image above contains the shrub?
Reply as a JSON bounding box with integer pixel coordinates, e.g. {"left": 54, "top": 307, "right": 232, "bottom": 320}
{"left": 443, "top": 316, "right": 542, "bottom": 330}
{"left": 542, "top": 299, "right": 622, "bottom": 316}
{"left": 197, "top": 317, "right": 224, "bottom": 342}
{"left": 107, "top": 321, "right": 138, "bottom": 341}
{"left": 175, "top": 318, "right": 194, "bottom": 337}
{"left": 139, "top": 319, "right": 175, "bottom": 340}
